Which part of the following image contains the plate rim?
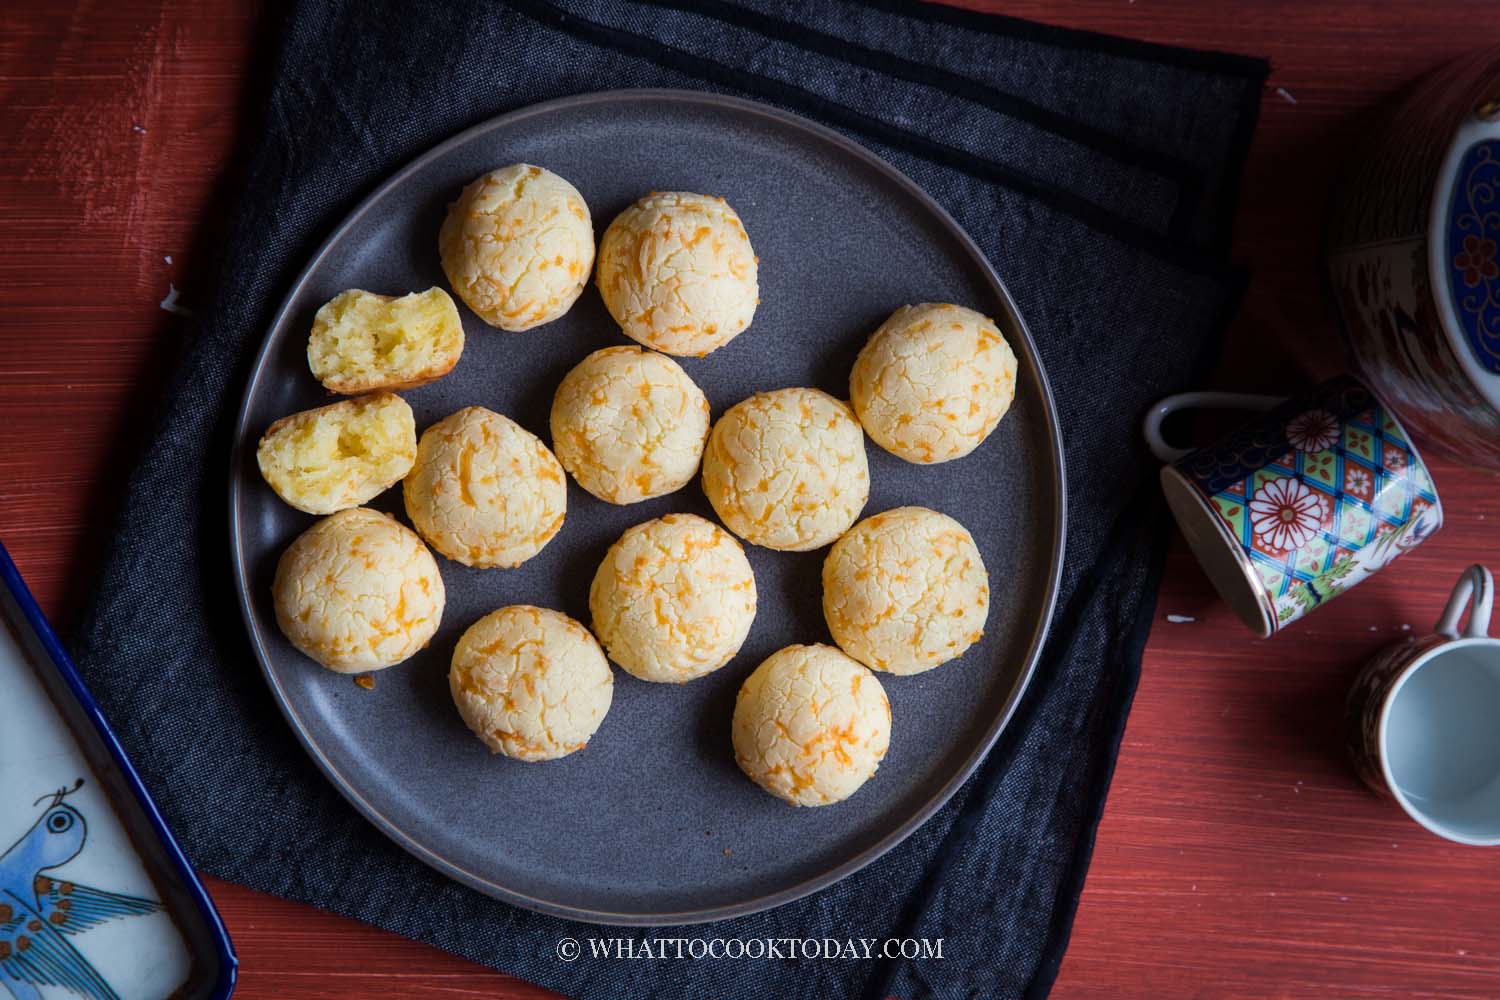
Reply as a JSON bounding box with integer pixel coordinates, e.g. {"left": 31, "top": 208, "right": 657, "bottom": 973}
{"left": 227, "top": 87, "right": 1067, "bottom": 926}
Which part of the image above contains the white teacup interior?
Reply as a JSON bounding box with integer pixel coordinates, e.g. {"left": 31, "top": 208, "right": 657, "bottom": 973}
{"left": 1384, "top": 640, "right": 1500, "bottom": 844}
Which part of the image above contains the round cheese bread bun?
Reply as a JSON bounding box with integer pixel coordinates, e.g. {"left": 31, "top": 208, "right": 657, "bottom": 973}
{"left": 701, "top": 387, "right": 869, "bottom": 551}
{"left": 731, "top": 644, "right": 890, "bottom": 806}
{"left": 589, "top": 513, "right": 756, "bottom": 683}
{"left": 550, "top": 345, "right": 711, "bottom": 504}
{"left": 256, "top": 392, "right": 416, "bottom": 515}
{"left": 595, "top": 192, "right": 758, "bottom": 356}
{"left": 823, "top": 506, "right": 989, "bottom": 675}
{"left": 449, "top": 605, "right": 613, "bottom": 761}
{"left": 403, "top": 406, "right": 566, "bottom": 568}
{"left": 272, "top": 507, "right": 444, "bottom": 673}
{"left": 439, "top": 164, "right": 594, "bottom": 331}
{"left": 308, "top": 287, "right": 464, "bottom": 394}
{"left": 850, "top": 302, "right": 1018, "bottom": 464}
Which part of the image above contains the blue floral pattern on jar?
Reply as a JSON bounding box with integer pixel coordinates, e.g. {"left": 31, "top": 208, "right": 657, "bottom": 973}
{"left": 1446, "top": 139, "right": 1500, "bottom": 374}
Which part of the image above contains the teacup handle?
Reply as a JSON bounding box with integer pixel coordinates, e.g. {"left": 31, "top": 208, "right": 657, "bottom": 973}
{"left": 1434, "top": 565, "right": 1495, "bottom": 639}
{"left": 1142, "top": 391, "right": 1283, "bottom": 463}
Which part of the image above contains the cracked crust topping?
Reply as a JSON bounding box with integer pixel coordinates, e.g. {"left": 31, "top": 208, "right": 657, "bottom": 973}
{"left": 701, "top": 387, "right": 869, "bottom": 551}
{"left": 449, "top": 605, "right": 613, "bottom": 761}
{"left": 822, "top": 506, "right": 989, "bottom": 675}
{"left": 439, "top": 164, "right": 594, "bottom": 331}
{"left": 731, "top": 643, "right": 890, "bottom": 806}
{"left": 589, "top": 513, "right": 757, "bottom": 683}
{"left": 850, "top": 302, "right": 1018, "bottom": 464}
{"left": 272, "top": 507, "right": 445, "bottom": 673}
{"left": 308, "top": 287, "right": 464, "bottom": 394}
{"left": 256, "top": 392, "right": 417, "bottom": 515}
{"left": 403, "top": 406, "right": 566, "bottom": 568}
{"left": 550, "top": 345, "right": 711, "bottom": 504}
{"left": 595, "top": 192, "right": 758, "bottom": 356}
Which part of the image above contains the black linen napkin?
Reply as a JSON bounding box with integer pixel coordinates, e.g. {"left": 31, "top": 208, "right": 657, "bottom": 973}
{"left": 71, "top": 2, "right": 1265, "bottom": 998}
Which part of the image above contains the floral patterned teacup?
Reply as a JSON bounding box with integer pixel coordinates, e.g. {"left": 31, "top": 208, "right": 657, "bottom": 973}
{"left": 1345, "top": 565, "right": 1500, "bottom": 844}
{"left": 1143, "top": 375, "right": 1443, "bottom": 636}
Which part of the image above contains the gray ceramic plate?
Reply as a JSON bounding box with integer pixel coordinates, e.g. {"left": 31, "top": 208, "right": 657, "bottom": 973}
{"left": 229, "top": 90, "right": 1064, "bottom": 925}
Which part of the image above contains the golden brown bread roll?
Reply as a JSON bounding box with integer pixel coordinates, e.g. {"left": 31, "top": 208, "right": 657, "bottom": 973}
{"left": 308, "top": 287, "right": 464, "bottom": 394}
{"left": 256, "top": 392, "right": 416, "bottom": 515}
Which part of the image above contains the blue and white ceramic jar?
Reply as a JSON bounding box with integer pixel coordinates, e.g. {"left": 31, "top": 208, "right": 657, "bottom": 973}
{"left": 1327, "top": 47, "right": 1500, "bottom": 473}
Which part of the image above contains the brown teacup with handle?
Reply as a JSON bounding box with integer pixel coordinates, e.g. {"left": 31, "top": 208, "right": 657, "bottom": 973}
{"left": 1346, "top": 565, "right": 1500, "bottom": 844}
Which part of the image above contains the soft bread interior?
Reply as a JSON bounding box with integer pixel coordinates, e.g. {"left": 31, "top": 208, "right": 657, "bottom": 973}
{"left": 308, "top": 287, "right": 463, "bottom": 393}
{"left": 257, "top": 392, "right": 417, "bottom": 514}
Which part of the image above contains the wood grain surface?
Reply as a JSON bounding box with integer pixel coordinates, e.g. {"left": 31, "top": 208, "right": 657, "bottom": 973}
{"left": 3, "top": 2, "right": 1499, "bottom": 997}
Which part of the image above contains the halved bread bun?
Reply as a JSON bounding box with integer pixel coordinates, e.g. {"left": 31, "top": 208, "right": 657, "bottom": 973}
{"left": 257, "top": 392, "right": 417, "bottom": 514}
{"left": 308, "top": 287, "right": 464, "bottom": 394}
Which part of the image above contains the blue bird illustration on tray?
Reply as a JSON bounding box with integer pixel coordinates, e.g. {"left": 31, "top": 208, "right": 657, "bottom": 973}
{"left": 0, "top": 780, "right": 161, "bottom": 1000}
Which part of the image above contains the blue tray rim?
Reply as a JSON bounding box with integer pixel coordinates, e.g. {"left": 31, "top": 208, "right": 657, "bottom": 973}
{"left": 0, "top": 539, "right": 238, "bottom": 999}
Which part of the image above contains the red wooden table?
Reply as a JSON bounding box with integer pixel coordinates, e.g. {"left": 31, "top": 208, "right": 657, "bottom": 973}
{"left": 4, "top": 2, "right": 1499, "bottom": 997}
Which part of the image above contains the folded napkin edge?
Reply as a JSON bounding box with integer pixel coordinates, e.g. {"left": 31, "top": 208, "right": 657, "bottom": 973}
{"left": 516, "top": 0, "right": 1260, "bottom": 272}
{"left": 863, "top": 0, "right": 1269, "bottom": 80}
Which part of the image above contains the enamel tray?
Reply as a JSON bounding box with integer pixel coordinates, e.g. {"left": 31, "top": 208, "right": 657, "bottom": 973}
{"left": 229, "top": 90, "right": 1064, "bottom": 924}
{"left": 0, "top": 541, "right": 237, "bottom": 997}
